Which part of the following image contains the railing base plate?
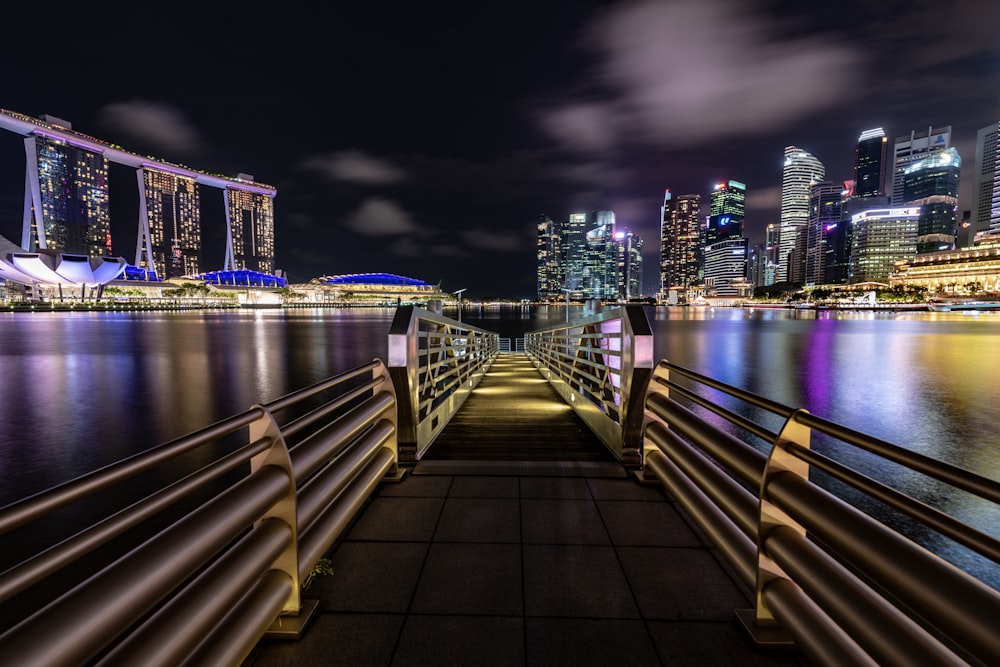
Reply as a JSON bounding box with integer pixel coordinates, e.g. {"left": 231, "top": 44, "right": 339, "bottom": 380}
{"left": 383, "top": 467, "right": 408, "bottom": 483}
{"left": 734, "top": 609, "right": 796, "bottom": 648}
{"left": 631, "top": 469, "right": 662, "bottom": 486}
{"left": 264, "top": 599, "right": 320, "bottom": 640}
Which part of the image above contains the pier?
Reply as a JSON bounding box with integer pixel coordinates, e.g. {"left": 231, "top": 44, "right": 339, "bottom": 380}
{"left": 1, "top": 305, "right": 998, "bottom": 666}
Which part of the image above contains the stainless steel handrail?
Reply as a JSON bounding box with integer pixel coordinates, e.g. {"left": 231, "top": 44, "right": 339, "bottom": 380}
{"left": 643, "top": 358, "right": 1000, "bottom": 666}
{"left": 388, "top": 305, "right": 499, "bottom": 461}
{"left": 0, "top": 359, "right": 399, "bottom": 667}
{"left": 525, "top": 304, "right": 653, "bottom": 465}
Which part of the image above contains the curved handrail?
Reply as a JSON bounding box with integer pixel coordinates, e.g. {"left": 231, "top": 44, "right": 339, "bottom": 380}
{"left": 0, "top": 359, "right": 399, "bottom": 666}
{"left": 642, "top": 358, "right": 1000, "bottom": 666}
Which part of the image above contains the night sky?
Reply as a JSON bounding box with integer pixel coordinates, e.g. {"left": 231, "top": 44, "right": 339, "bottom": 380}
{"left": 1, "top": 0, "right": 997, "bottom": 298}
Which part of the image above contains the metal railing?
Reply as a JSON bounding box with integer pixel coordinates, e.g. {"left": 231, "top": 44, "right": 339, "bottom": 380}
{"left": 642, "top": 359, "right": 1000, "bottom": 666}
{"left": 525, "top": 305, "right": 653, "bottom": 465}
{"left": 498, "top": 337, "right": 525, "bottom": 353}
{"left": 0, "top": 360, "right": 399, "bottom": 667}
{"left": 388, "top": 305, "right": 499, "bottom": 461}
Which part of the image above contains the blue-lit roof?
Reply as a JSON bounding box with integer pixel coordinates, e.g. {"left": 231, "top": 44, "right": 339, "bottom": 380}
{"left": 123, "top": 265, "right": 162, "bottom": 282}
{"left": 197, "top": 269, "right": 287, "bottom": 287}
{"left": 324, "top": 273, "right": 431, "bottom": 287}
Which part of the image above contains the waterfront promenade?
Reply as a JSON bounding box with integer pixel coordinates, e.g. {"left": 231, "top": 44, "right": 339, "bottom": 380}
{"left": 244, "top": 355, "right": 804, "bottom": 666}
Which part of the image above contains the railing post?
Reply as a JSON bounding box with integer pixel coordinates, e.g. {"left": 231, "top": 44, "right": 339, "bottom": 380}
{"left": 248, "top": 406, "right": 301, "bottom": 616}
{"left": 744, "top": 408, "right": 810, "bottom": 644}
{"left": 619, "top": 305, "right": 654, "bottom": 468}
{"left": 388, "top": 305, "right": 419, "bottom": 462}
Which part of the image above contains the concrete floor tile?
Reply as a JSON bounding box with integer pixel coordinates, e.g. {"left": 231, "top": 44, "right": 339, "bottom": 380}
{"left": 597, "top": 500, "right": 704, "bottom": 547}
{"left": 410, "top": 543, "right": 522, "bottom": 615}
{"left": 525, "top": 617, "right": 660, "bottom": 666}
{"left": 519, "top": 476, "right": 591, "bottom": 499}
{"left": 377, "top": 476, "right": 453, "bottom": 497}
{"left": 318, "top": 542, "right": 428, "bottom": 613}
{"left": 618, "top": 546, "right": 750, "bottom": 620}
{"left": 346, "top": 497, "right": 444, "bottom": 541}
{"left": 521, "top": 499, "right": 610, "bottom": 544}
{"left": 523, "top": 544, "right": 639, "bottom": 618}
{"left": 391, "top": 615, "right": 524, "bottom": 667}
{"left": 249, "top": 613, "right": 404, "bottom": 667}
{"left": 434, "top": 497, "right": 521, "bottom": 542}
{"left": 448, "top": 475, "right": 519, "bottom": 497}
{"left": 587, "top": 477, "right": 669, "bottom": 501}
{"left": 648, "top": 620, "right": 805, "bottom": 666}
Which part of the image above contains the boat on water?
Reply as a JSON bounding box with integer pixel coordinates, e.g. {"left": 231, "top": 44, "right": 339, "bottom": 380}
{"left": 927, "top": 299, "right": 1000, "bottom": 312}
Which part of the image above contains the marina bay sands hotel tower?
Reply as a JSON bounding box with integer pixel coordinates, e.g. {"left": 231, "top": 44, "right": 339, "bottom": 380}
{"left": 0, "top": 109, "right": 276, "bottom": 280}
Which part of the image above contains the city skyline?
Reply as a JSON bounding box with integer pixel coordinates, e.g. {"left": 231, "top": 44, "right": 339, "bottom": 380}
{"left": 0, "top": 0, "right": 996, "bottom": 297}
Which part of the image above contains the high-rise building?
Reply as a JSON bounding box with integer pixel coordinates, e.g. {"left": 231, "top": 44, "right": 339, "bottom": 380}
{"left": 850, "top": 208, "right": 920, "bottom": 283}
{"left": 707, "top": 180, "right": 746, "bottom": 243}
{"left": 616, "top": 229, "right": 643, "bottom": 300}
{"left": 136, "top": 168, "right": 201, "bottom": 279}
{"left": 779, "top": 146, "right": 825, "bottom": 283}
{"left": 891, "top": 126, "right": 951, "bottom": 204}
{"left": 585, "top": 210, "right": 617, "bottom": 300}
{"left": 225, "top": 178, "right": 276, "bottom": 274}
{"left": 902, "top": 148, "right": 960, "bottom": 254}
{"left": 536, "top": 215, "right": 561, "bottom": 300}
{"left": 704, "top": 179, "right": 747, "bottom": 294}
{"left": 806, "top": 181, "right": 842, "bottom": 285}
{"left": 854, "top": 128, "right": 889, "bottom": 198}
{"left": 762, "top": 223, "right": 780, "bottom": 286}
{"left": 561, "top": 213, "right": 588, "bottom": 296}
{"left": 23, "top": 134, "right": 111, "bottom": 257}
{"left": 973, "top": 121, "right": 1000, "bottom": 236}
{"left": 659, "top": 192, "right": 700, "bottom": 300}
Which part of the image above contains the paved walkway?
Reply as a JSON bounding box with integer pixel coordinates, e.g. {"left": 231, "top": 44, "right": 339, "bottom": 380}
{"left": 245, "top": 470, "right": 805, "bottom": 666}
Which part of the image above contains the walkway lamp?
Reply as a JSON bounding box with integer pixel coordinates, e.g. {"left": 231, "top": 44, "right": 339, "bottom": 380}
{"left": 561, "top": 288, "right": 572, "bottom": 323}
{"left": 453, "top": 288, "right": 467, "bottom": 323}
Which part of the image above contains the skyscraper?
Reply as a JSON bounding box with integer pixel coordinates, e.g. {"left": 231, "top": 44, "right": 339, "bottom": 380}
{"left": 892, "top": 126, "right": 951, "bottom": 204}
{"left": 902, "top": 148, "right": 961, "bottom": 254}
{"left": 616, "top": 229, "right": 643, "bottom": 300}
{"left": 585, "top": 210, "right": 617, "bottom": 300}
{"left": 779, "top": 146, "right": 825, "bottom": 283}
{"left": 704, "top": 180, "right": 748, "bottom": 295}
{"left": 854, "top": 128, "right": 888, "bottom": 198}
{"left": 850, "top": 208, "right": 920, "bottom": 283}
{"left": 706, "top": 180, "right": 746, "bottom": 243}
{"left": 561, "top": 213, "right": 588, "bottom": 295}
{"left": 659, "top": 192, "right": 700, "bottom": 300}
{"left": 806, "top": 181, "right": 842, "bottom": 285}
{"left": 536, "top": 215, "right": 561, "bottom": 300}
{"left": 973, "top": 121, "right": 1000, "bottom": 236}
{"left": 137, "top": 168, "right": 201, "bottom": 279}
{"left": 23, "top": 134, "right": 111, "bottom": 257}
{"left": 224, "top": 178, "right": 276, "bottom": 274}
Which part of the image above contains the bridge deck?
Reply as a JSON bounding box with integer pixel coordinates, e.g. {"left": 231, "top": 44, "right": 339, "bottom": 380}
{"left": 245, "top": 354, "right": 804, "bottom": 666}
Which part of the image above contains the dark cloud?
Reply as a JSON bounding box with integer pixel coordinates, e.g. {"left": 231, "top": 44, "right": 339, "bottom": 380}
{"left": 302, "top": 149, "right": 407, "bottom": 185}
{"left": 343, "top": 197, "right": 420, "bottom": 235}
{"left": 98, "top": 101, "right": 201, "bottom": 155}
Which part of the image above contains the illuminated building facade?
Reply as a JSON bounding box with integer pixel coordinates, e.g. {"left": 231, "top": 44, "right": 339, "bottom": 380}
{"left": 536, "top": 215, "right": 562, "bottom": 300}
{"left": 561, "top": 212, "right": 588, "bottom": 296}
{"left": 616, "top": 229, "right": 643, "bottom": 300}
{"left": 225, "top": 177, "right": 275, "bottom": 274}
{"left": 585, "top": 210, "right": 617, "bottom": 300}
{"left": 137, "top": 168, "right": 201, "bottom": 279}
{"left": 892, "top": 126, "right": 951, "bottom": 204}
{"left": 24, "top": 133, "right": 111, "bottom": 258}
{"left": 849, "top": 208, "right": 919, "bottom": 283}
{"left": 707, "top": 180, "right": 745, "bottom": 243}
{"left": 659, "top": 192, "right": 700, "bottom": 299}
{"left": 973, "top": 121, "right": 1000, "bottom": 235}
{"left": 890, "top": 237, "right": 1000, "bottom": 293}
{"left": 854, "top": 128, "right": 888, "bottom": 198}
{"left": 902, "top": 148, "right": 960, "bottom": 254}
{"left": 703, "top": 237, "right": 748, "bottom": 296}
{"left": 0, "top": 109, "right": 277, "bottom": 292}
{"left": 779, "top": 146, "right": 825, "bottom": 283}
{"left": 806, "top": 181, "right": 842, "bottom": 285}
